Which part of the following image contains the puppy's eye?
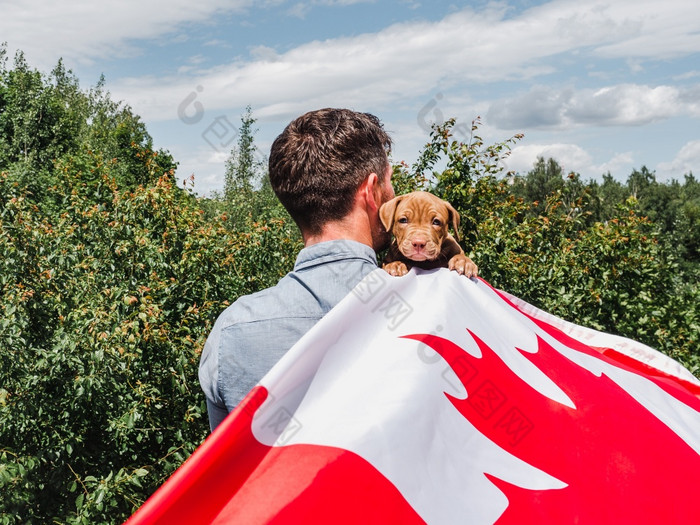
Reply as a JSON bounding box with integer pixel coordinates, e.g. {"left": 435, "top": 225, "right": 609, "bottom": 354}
{"left": 398, "top": 217, "right": 408, "bottom": 224}
{"left": 432, "top": 218, "right": 442, "bottom": 226}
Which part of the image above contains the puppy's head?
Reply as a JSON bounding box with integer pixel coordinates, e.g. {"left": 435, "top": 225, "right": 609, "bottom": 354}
{"left": 379, "top": 191, "right": 460, "bottom": 262}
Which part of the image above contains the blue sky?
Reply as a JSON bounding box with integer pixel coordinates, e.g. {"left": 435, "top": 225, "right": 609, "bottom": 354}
{"left": 2, "top": 0, "right": 700, "bottom": 194}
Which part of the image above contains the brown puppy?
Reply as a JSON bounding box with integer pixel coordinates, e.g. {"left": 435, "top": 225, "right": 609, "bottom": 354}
{"left": 380, "top": 191, "right": 478, "bottom": 277}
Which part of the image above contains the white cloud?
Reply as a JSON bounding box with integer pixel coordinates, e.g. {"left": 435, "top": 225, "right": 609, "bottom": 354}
{"left": 5, "top": 0, "right": 700, "bottom": 123}
{"left": 93, "top": 10, "right": 541, "bottom": 121}
{"left": 288, "top": 0, "right": 374, "bottom": 18}
{"left": 657, "top": 140, "right": 700, "bottom": 180}
{"left": 569, "top": 85, "right": 681, "bottom": 126}
{"left": 487, "top": 84, "right": 700, "bottom": 130}
{"left": 95, "top": 0, "right": 700, "bottom": 125}
{"left": 0, "top": 0, "right": 255, "bottom": 68}
{"left": 506, "top": 142, "right": 638, "bottom": 178}
{"left": 597, "top": 152, "right": 635, "bottom": 177}
{"left": 675, "top": 71, "right": 700, "bottom": 81}
{"left": 168, "top": 142, "right": 230, "bottom": 196}
{"left": 590, "top": 1, "right": 700, "bottom": 59}
{"left": 508, "top": 143, "right": 594, "bottom": 175}
{"left": 249, "top": 45, "right": 280, "bottom": 62}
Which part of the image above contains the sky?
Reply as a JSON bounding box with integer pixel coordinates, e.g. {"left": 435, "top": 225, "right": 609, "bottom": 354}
{"left": 2, "top": 0, "right": 700, "bottom": 195}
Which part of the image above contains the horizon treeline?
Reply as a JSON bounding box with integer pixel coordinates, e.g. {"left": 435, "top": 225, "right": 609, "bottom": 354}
{"left": 1, "top": 50, "right": 697, "bottom": 523}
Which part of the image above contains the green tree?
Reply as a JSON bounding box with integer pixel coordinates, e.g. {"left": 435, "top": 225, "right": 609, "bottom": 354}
{"left": 208, "top": 106, "right": 297, "bottom": 242}
{"left": 0, "top": 48, "right": 175, "bottom": 210}
{"left": 224, "top": 105, "right": 263, "bottom": 200}
{"left": 510, "top": 157, "right": 565, "bottom": 214}
{"left": 678, "top": 173, "right": 700, "bottom": 264}
{"left": 586, "top": 172, "right": 628, "bottom": 222}
{"left": 0, "top": 53, "right": 299, "bottom": 523}
{"left": 627, "top": 165, "right": 656, "bottom": 198}
{"left": 1, "top": 153, "right": 300, "bottom": 524}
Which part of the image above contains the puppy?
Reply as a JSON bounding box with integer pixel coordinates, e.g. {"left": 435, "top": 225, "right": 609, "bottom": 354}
{"left": 380, "top": 191, "right": 478, "bottom": 278}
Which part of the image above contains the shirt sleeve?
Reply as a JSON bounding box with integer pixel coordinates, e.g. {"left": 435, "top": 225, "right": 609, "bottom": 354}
{"left": 199, "top": 315, "right": 226, "bottom": 421}
{"left": 205, "top": 398, "right": 229, "bottom": 431}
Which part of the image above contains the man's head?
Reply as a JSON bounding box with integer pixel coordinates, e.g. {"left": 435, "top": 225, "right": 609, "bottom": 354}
{"left": 269, "top": 108, "right": 393, "bottom": 238}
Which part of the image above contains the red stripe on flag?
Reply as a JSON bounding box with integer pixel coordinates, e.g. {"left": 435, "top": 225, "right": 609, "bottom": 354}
{"left": 211, "top": 444, "right": 424, "bottom": 524}
{"left": 600, "top": 346, "right": 700, "bottom": 399}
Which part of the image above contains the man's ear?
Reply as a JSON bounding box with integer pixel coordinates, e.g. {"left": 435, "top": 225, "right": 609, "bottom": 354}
{"left": 379, "top": 196, "right": 401, "bottom": 232}
{"left": 363, "top": 172, "right": 382, "bottom": 211}
{"left": 446, "top": 202, "right": 461, "bottom": 241}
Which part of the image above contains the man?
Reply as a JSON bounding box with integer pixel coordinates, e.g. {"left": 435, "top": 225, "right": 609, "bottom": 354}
{"left": 199, "top": 108, "right": 395, "bottom": 430}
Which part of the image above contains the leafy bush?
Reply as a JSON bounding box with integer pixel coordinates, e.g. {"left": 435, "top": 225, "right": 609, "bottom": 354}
{"left": 0, "top": 154, "right": 300, "bottom": 522}
{"left": 0, "top": 53, "right": 299, "bottom": 523}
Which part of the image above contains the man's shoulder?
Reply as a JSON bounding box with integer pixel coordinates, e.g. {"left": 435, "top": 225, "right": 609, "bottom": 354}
{"left": 214, "top": 240, "right": 379, "bottom": 330}
{"left": 215, "top": 278, "right": 302, "bottom": 328}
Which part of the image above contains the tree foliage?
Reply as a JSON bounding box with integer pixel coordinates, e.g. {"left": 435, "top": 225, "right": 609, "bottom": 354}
{"left": 223, "top": 105, "right": 261, "bottom": 199}
{"left": 0, "top": 53, "right": 298, "bottom": 524}
{"left": 207, "top": 106, "right": 293, "bottom": 234}
{"left": 0, "top": 52, "right": 697, "bottom": 524}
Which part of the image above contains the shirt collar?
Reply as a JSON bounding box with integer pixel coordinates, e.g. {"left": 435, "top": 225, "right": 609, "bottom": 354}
{"left": 294, "top": 240, "right": 378, "bottom": 272}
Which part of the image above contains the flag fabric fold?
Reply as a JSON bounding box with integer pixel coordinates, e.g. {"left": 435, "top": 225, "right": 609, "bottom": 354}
{"left": 126, "top": 269, "right": 700, "bottom": 525}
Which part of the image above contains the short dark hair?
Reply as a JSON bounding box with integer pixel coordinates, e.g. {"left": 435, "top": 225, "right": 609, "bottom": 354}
{"left": 268, "top": 108, "right": 392, "bottom": 235}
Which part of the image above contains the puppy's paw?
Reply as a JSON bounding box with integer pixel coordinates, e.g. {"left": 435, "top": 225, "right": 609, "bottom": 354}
{"left": 448, "top": 254, "right": 478, "bottom": 278}
{"left": 383, "top": 261, "right": 409, "bottom": 277}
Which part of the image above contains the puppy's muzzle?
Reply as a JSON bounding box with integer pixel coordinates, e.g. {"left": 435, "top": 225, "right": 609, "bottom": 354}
{"left": 399, "top": 231, "right": 441, "bottom": 261}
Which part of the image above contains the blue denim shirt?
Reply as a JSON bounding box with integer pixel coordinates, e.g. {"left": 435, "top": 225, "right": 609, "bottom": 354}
{"left": 198, "top": 239, "right": 379, "bottom": 430}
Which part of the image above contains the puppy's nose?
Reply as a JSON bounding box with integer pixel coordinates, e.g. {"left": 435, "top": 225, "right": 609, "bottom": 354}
{"left": 412, "top": 238, "right": 427, "bottom": 250}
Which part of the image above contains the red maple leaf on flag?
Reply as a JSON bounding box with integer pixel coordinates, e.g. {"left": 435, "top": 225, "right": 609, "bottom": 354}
{"left": 404, "top": 326, "right": 700, "bottom": 524}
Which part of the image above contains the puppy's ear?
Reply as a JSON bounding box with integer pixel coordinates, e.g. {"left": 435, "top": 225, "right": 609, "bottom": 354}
{"left": 379, "top": 196, "right": 402, "bottom": 232}
{"left": 446, "top": 202, "right": 461, "bottom": 241}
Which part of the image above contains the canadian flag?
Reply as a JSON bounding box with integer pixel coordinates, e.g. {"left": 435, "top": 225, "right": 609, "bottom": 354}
{"left": 126, "top": 269, "right": 700, "bottom": 524}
